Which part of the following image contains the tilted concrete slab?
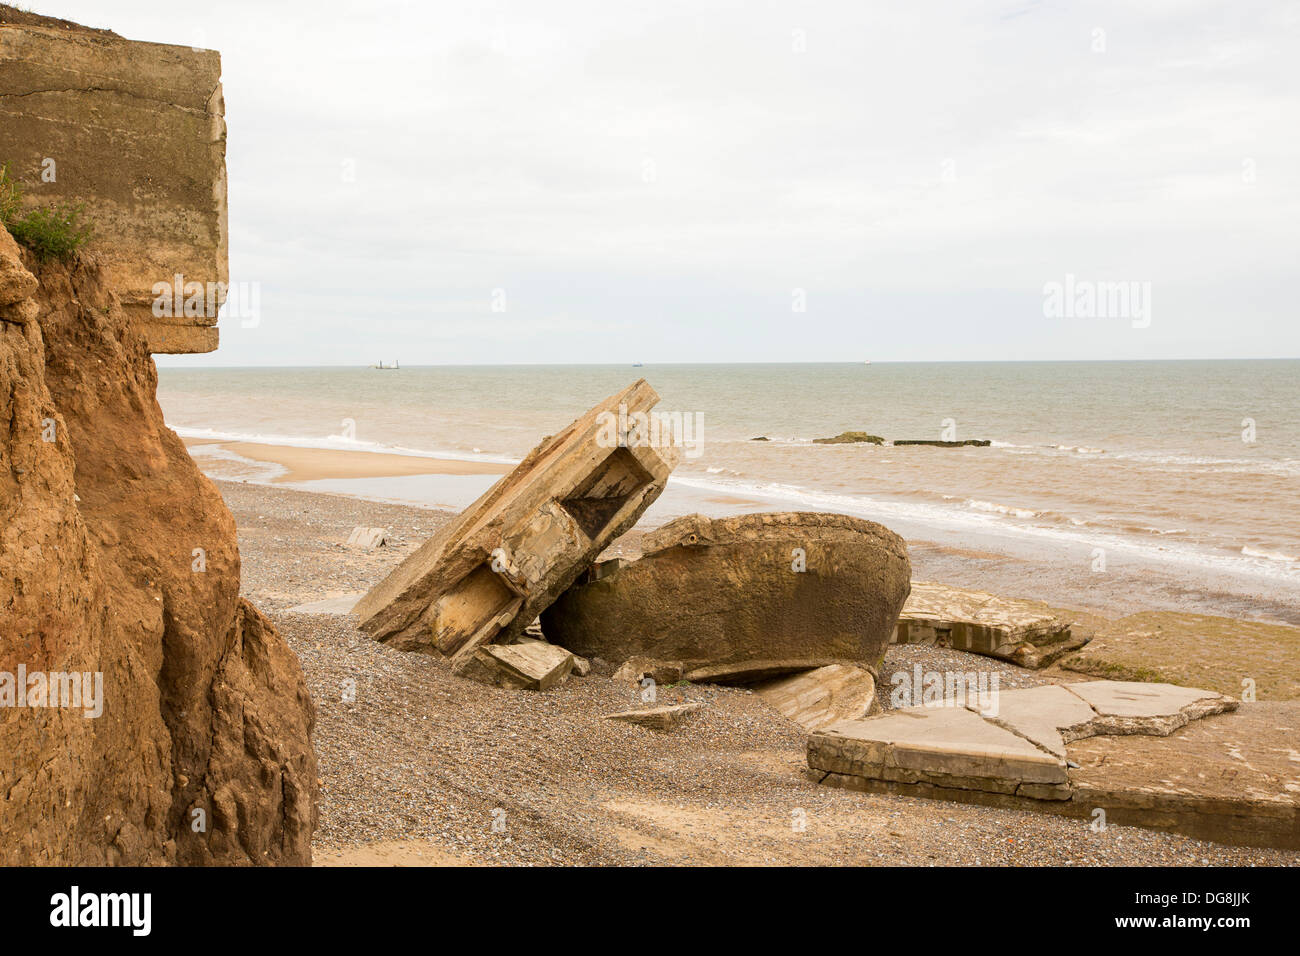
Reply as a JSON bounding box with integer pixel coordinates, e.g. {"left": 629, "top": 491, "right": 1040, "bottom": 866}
{"left": 892, "top": 581, "right": 1088, "bottom": 668}
{"left": 753, "top": 664, "right": 879, "bottom": 731}
{"left": 0, "top": 8, "right": 228, "bottom": 353}
{"left": 353, "top": 380, "right": 677, "bottom": 671}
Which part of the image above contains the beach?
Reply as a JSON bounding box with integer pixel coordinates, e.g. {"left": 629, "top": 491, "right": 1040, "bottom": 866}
{"left": 209, "top": 460, "right": 1300, "bottom": 866}
{"left": 169, "top": 371, "right": 1300, "bottom": 864}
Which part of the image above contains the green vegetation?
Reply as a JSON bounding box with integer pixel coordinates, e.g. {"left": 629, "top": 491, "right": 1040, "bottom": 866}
{"left": 0, "top": 162, "right": 93, "bottom": 262}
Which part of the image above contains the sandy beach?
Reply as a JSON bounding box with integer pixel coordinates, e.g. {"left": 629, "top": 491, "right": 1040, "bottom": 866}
{"left": 214, "top": 476, "right": 1300, "bottom": 866}
{"left": 184, "top": 438, "right": 508, "bottom": 483}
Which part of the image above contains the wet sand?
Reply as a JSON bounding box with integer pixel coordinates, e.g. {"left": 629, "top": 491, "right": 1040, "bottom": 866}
{"left": 183, "top": 438, "right": 509, "bottom": 483}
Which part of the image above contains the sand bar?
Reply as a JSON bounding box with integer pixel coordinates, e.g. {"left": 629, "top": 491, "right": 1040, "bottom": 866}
{"left": 183, "top": 438, "right": 510, "bottom": 483}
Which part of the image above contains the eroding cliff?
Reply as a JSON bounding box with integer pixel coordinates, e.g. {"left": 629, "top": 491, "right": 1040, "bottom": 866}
{"left": 0, "top": 225, "right": 316, "bottom": 864}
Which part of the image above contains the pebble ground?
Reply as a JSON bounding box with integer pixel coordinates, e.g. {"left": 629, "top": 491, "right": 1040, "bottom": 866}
{"left": 220, "top": 479, "right": 1299, "bottom": 867}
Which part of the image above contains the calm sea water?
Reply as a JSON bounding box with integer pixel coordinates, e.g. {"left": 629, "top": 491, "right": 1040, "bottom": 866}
{"left": 158, "top": 361, "right": 1300, "bottom": 600}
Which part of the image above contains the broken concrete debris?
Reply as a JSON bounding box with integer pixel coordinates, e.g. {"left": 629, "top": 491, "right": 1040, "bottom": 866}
{"left": 353, "top": 379, "right": 678, "bottom": 682}
{"left": 752, "top": 664, "right": 879, "bottom": 731}
{"left": 346, "top": 526, "right": 388, "bottom": 551}
{"left": 893, "top": 581, "right": 1089, "bottom": 668}
{"left": 459, "top": 642, "right": 576, "bottom": 691}
{"left": 603, "top": 703, "right": 702, "bottom": 732}
{"left": 542, "top": 512, "right": 911, "bottom": 684}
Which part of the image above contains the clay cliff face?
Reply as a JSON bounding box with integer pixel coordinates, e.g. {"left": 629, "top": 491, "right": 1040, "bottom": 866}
{"left": 0, "top": 225, "right": 316, "bottom": 864}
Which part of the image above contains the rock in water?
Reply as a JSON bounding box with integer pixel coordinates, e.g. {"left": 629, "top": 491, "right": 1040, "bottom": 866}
{"left": 542, "top": 512, "right": 911, "bottom": 683}
{"left": 812, "top": 431, "right": 884, "bottom": 445}
{"left": 352, "top": 379, "right": 678, "bottom": 669}
{"left": 0, "top": 225, "right": 316, "bottom": 865}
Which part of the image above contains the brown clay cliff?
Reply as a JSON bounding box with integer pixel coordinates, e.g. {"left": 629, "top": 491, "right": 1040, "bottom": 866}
{"left": 0, "top": 6, "right": 316, "bottom": 865}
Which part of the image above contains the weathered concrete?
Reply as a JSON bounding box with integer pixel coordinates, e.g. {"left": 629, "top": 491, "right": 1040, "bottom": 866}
{"left": 345, "top": 526, "right": 388, "bottom": 551}
{"left": 978, "top": 683, "right": 1097, "bottom": 757}
{"left": 543, "top": 511, "right": 911, "bottom": 684}
{"left": 820, "top": 702, "right": 1299, "bottom": 850}
{"left": 0, "top": 6, "right": 227, "bottom": 353}
{"left": 811, "top": 706, "right": 1070, "bottom": 791}
{"left": 892, "top": 581, "right": 1088, "bottom": 668}
{"left": 603, "top": 703, "right": 702, "bottom": 732}
{"left": 354, "top": 380, "right": 678, "bottom": 672}
{"left": 752, "top": 664, "right": 879, "bottom": 731}
{"left": 807, "top": 680, "right": 1273, "bottom": 845}
{"left": 459, "top": 641, "right": 575, "bottom": 691}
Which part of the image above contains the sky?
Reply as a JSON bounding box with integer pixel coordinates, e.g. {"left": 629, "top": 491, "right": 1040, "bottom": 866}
{"left": 37, "top": 0, "right": 1300, "bottom": 366}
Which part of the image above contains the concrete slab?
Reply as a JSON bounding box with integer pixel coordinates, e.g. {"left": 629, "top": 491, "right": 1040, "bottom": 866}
{"left": 812, "top": 706, "right": 1068, "bottom": 787}
{"left": 543, "top": 511, "right": 911, "bottom": 683}
{"left": 345, "top": 526, "right": 388, "bottom": 551}
{"left": 753, "top": 664, "right": 878, "bottom": 731}
{"left": 1065, "top": 680, "right": 1235, "bottom": 731}
{"left": 819, "top": 702, "right": 1300, "bottom": 850}
{"left": 893, "top": 581, "right": 1088, "bottom": 668}
{"left": 603, "top": 703, "right": 702, "bottom": 732}
{"left": 807, "top": 680, "right": 1284, "bottom": 847}
{"left": 0, "top": 12, "right": 228, "bottom": 353}
{"left": 976, "top": 683, "right": 1098, "bottom": 757}
{"left": 353, "top": 380, "right": 677, "bottom": 667}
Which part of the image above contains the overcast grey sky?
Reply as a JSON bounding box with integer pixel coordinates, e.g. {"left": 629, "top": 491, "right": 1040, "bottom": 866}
{"left": 50, "top": 0, "right": 1300, "bottom": 366}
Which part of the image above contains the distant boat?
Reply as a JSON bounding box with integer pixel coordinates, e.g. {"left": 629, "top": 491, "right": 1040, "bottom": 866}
{"left": 372, "top": 360, "right": 400, "bottom": 370}
{"left": 632, "top": 362, "right": 643, "bottom": 367}
{"left": 863, "top": 360, "right": 871, "bottom": 365}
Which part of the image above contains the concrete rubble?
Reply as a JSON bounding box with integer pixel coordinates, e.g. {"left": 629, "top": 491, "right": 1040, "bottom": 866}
{"left": 459, "top": 642, "right": 576, "bottom": 691}
{"left": 809, "top": 680, "right": 1236, "bottom": 797}
{"left": 353, "top": 379, "right": 678, "bottom": 681}
{"left": 542, "top": 511, "right": 911, "bottom": 684}
{"left": 346, "top": 526, "right": 388, "bottom": 551}
{"left": 893, "top": 580, "right": 1089, "bottom": 668}
{"left": 752, "top": 664, "right": 880, "bottom": 731}
{"left": 603, "top": 703, "right": 702, "bottom": 732}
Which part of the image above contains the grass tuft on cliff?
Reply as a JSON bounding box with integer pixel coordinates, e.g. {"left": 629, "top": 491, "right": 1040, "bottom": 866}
{"left": 0, "top": 162, "right": 94, "bottom": 262}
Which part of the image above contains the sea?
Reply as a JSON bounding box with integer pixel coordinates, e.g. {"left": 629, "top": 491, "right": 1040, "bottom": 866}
{"left": 157, "top": 360, "right": 1300, "bottom": 623}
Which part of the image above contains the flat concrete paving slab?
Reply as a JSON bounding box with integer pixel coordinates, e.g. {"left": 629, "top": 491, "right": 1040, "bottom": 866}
{"left": 809, "top": 681, "right": 1297, "bottom": 849}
